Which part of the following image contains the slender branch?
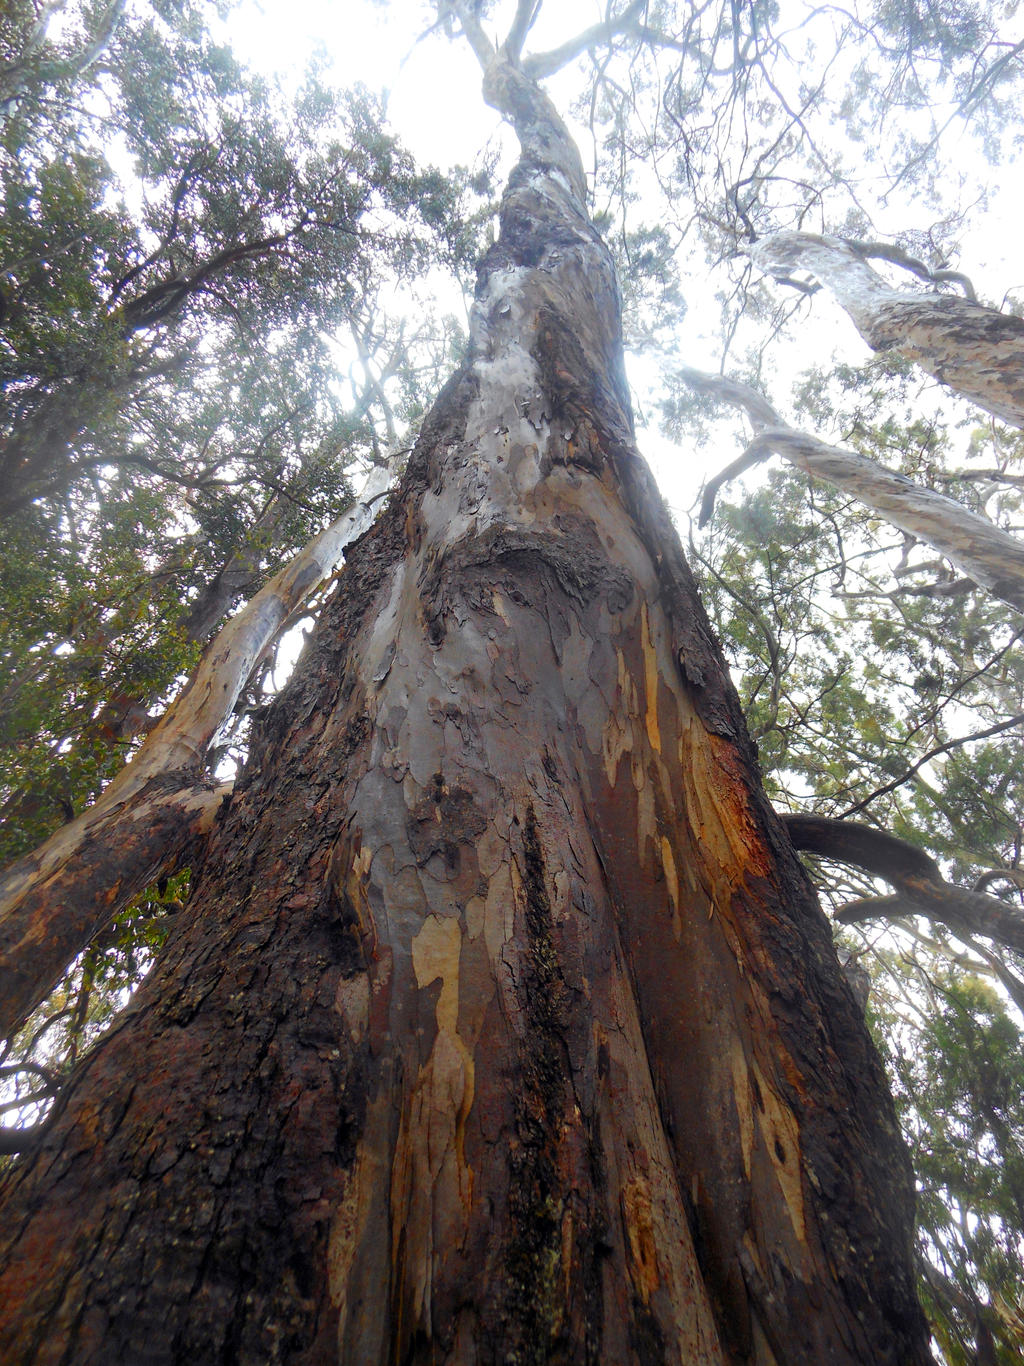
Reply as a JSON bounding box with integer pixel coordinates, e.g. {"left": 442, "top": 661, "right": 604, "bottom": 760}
{"left": 885, "top": 38, "right": 1024, "bottom": 199}
{"left": 0, "top": 1062, "right": 62, "bottom": 1155}
{"left": 974, "top": 868, "right": 1024, "bottom": 895}
{"left": 834, "top": 892, "right": 909, "bottom": 924}
{"left": 450, "top": 1, "right": 496, "bottom": 70}
{"left": 522, "top": 0, "right": 647, "bottom": 80}
{"left": 0, "top": 1061, "right": 61, "bottom": 1091}
{"left": 840, "top": 712, "right": 1024, "bottom": 818}
{"left": 503, "top": 0, "right": 541, "bottom": 61}
{"left": 848, "top": 238, "right": 977, "bottom": 302}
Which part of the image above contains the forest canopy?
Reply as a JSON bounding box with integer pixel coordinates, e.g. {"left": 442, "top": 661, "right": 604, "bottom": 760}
{"left": 1, "top": 1, "right": 1023, "bottom": 1361}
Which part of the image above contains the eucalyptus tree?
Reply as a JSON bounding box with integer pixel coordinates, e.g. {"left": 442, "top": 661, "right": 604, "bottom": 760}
{"left": 0, "top": 2, "right": 937, "bottom": 1362}
{"left": 0, "top": 0, "right": 1021, "bottom": 1362}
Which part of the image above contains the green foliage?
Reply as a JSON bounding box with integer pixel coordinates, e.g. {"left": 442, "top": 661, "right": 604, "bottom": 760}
{"left": 872, "top": 965, "right": 1024, "bottom": 1363}
{"left": 0, "top": 0, "right": 477, "bottom": 866}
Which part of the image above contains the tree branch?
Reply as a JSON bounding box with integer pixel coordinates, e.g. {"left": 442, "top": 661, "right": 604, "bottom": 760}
{"left": 682, "top": 366, "right": 1024, "bottom": 614}
{"left": 0, "top": 460, "right": 399, "bottom": 1041}
{"left": 503, "top": 0, "right": 542, "bottom": 61}
{"left": 840, "top": 711, "right": 1024, "bottom": 817}
{"left": 450, "top": 1, "right": 497, "bottom": 70}
{"left": 751, "top": 232, "right": 1024, "bottom": 429}
{"left": 522, "top": 0, "right": 647, "bottom": 80}
{"left": 785, "top": 814, "right": 1024, "bottom": 956}
{"left": 783, "top": 814, "right": 942, "bottom": 882}
{"left": 0, "top": 0, "right": 126, "bottom": 116}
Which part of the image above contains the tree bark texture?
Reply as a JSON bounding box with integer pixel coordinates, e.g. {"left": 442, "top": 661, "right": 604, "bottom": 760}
{"left": 0, "top": 61, "right": 930, "bottom": 1365}
{"left": 752, "top": 232, "right": 1024, "bottom": 429}
{"left": 0, "top": 463, "right": 392, "bottom": 1043}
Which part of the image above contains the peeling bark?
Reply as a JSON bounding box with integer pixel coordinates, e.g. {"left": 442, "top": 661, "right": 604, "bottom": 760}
{"left": 0, "top": 461, "right": 394, "bottom": 1041}
{"left": 752, "top": 231, "right": 1024, "bottom": 428}
{"left": 0, "top": 57, "right": 930, "bottom": 1366}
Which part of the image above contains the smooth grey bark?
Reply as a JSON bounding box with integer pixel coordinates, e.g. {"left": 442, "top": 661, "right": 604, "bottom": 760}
{"left": 683, "top": 367, "right": 1024, "bottom": 615}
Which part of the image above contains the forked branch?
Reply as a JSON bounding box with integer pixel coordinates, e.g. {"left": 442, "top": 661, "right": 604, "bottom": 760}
{"left": 784, "top": 814, "right": 1024, "bottom": 956}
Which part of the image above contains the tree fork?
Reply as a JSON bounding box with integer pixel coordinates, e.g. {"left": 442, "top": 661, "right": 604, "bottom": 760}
{"left": 0, "top": 45, "right": 930, "bottom": 1366}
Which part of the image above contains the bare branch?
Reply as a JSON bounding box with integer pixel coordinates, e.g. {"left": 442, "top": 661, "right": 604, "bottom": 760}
{"left": 847, "top": 239, "right": 977, "bottom": 302}
{"left": 450, "top": 1, "right": 497, "bottom": 70}
{"left": 522, "top": 0, "right": 647, "bottom": 81}
{"left": 503, "top": 0, "right": 542, "bottom": 62}
{"left": 841, "top": 712, "right": 1024, "bottom": 818}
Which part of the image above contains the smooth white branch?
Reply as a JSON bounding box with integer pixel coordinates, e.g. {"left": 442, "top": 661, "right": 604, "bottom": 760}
{"left": 683, "top": 366, "right": 1024, "bottom": 615}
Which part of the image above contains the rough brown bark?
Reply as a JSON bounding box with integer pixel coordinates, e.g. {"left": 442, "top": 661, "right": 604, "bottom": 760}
{"left": 0, "top": 54, "right": 931, "bottom": 1366}
{"left": 0, "top": 466, "right": 390, "bottom": 1042}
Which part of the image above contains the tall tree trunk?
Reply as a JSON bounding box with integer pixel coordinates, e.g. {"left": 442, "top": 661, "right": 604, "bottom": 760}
{"left": 0, "top": 58, "right": 930, "bottom": 1365}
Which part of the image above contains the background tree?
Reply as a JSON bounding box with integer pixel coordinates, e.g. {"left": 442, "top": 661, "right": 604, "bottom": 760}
{"left": 0, "top": 0, "right": 481, "bottom": 870}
